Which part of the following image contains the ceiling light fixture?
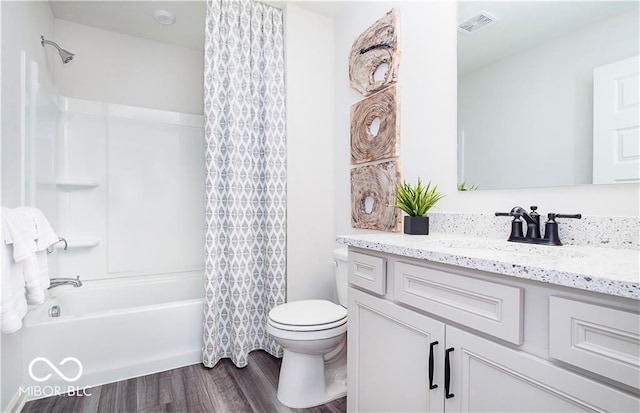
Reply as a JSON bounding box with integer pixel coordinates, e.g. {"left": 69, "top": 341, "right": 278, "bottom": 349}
{"left": 153, "top": 10, "right": 176, "bottom": 25}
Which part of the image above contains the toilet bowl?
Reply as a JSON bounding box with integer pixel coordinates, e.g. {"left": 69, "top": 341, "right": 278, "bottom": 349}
{"left": 267, "top": 247, "right": 348, "bottom": 408}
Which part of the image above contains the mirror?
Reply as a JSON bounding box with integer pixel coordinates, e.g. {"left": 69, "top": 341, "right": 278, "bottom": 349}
{"left": 457, "top": 1, "right": 639, "bottom": 190}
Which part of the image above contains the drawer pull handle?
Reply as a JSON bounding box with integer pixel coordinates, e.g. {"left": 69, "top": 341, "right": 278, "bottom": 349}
{"left": 445, "top": 347, "right": 455, "bottom": 399}
{"left": 429, "top": 341, "right": 438, "bottom": 390}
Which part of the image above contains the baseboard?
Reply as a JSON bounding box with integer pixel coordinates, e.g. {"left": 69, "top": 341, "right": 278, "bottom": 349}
{"left": 4, "top": 387, "right": 27, "bottom": 413}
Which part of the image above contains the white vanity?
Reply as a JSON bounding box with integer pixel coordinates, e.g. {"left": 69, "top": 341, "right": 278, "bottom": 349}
{"left": 337, "top": 233, "right": 639, "bottom": 412}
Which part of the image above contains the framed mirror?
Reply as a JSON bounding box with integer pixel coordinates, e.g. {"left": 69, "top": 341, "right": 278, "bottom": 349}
{"left": 457, "top": 1, "right": 639, "bottom": 190}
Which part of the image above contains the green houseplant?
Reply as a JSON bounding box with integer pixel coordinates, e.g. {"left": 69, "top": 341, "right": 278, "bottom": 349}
{"left": 390, "top": 178, "right": 445, "bottom": 235}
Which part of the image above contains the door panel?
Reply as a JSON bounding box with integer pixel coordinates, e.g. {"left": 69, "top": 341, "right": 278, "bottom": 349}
{"left": 593, "top": 55, "right": 640, "bottom": 184}
{"left": 348, "top": 288, "right": 445, "bottom": 412}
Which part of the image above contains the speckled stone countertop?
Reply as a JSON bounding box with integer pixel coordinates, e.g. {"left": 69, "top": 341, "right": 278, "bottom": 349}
{"left": 336, "top": 233, "right": 640, "bottom": 300}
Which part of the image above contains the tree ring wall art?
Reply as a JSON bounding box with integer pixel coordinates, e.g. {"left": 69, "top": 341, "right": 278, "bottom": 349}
{"left": 350, "top": 85, "right": 399, "bottom": 164}
{"left": 348, "top": 9, "right": 400, "bottom": 97}
{"left": 350, "top": 161, "right": 401, "bottom": 232}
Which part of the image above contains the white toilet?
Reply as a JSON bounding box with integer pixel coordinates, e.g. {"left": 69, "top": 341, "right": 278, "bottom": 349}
{"left": 267, "top": 247, "right": 349, "bottom": 408}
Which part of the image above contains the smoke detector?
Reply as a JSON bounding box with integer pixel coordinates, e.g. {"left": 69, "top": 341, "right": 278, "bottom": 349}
{"left": 153, "top": 10, "right": 176, "bottom": 25}
{"left": 458, "top": 12, "right": 499, "bottom": 35}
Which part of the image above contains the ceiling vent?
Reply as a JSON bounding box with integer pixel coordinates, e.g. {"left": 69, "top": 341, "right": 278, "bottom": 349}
{"left": 458, "top": 12, "right": 499, "bottom": 35}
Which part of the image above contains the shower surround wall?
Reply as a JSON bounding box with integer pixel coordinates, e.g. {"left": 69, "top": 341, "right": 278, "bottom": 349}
{"left": 55, "top": 97, "right": 205, "bottom": 281}
{"left": 48, "top": 18, "right": 206, "bottom": 281}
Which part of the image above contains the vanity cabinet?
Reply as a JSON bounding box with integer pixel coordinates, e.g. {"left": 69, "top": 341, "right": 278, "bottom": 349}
{"left": 347, "top": 248, "right": 640, "bottom": 413}
{"left": 349, "top": 287, "right": 445, "bottom": 412}
{"left": 446, "top": 326, "right": 636, "bottom": 412}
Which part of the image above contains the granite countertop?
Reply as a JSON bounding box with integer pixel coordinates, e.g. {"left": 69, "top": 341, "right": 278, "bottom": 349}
{"left": 336, "top": 232, "right": 640, "bottom": 300}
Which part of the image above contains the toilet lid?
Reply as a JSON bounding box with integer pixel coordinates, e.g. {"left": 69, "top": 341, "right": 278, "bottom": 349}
{"left": 269, "top": 300, "right": 347, "bottom": 329}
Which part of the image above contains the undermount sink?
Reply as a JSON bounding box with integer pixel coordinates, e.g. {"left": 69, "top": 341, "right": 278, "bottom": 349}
{"left": 428, "top": 238, "right": 589, "bottom": 259}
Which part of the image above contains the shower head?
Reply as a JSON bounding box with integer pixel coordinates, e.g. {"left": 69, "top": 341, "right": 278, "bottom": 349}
{"left": 40, "top": 35, "right": 75, "bottom": 64}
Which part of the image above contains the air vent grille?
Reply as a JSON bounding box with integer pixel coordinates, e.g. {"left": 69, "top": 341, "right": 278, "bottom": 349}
{"left": 458, "top": 12, "right": 499, "bottom": 35}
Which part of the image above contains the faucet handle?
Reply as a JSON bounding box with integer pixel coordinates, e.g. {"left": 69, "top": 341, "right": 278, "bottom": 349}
{"left": 547, "top": 213, "right": 582, "bottom": 222}
{"left": 554, "top": 213, "right": 582, "bottom": 220}
{"left": 495, "top": 211, "right": 524, "bottom": 240}
{"left": 495, "top": 210, "right": 523, "bottom": 219}
{"left": 543, "top": 213, "right": 582, "bottom": 246}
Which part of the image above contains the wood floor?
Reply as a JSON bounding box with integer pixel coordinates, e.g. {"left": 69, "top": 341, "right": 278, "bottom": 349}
{"left": 22, "top": 351, "right": 346, "bottom": 413}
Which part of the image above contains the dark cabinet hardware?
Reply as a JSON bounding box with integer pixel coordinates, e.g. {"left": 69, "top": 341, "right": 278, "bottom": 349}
{"left": 429, "top": 341, "right": 438, "bottom": 390}
{"left": 445, "top": 347, "right": 454, "bottom": 399}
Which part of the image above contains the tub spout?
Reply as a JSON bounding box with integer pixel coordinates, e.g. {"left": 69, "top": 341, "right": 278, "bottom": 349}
{"left": 48, "top": 276, "right": 83, "bottom": 289}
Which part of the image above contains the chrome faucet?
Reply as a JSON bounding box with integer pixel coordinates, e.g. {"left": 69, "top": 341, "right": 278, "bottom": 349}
{"left": 48, "top": 276, "right": 83, "bottom": 289}
{"left": 495, "top": 206, "right": 581, "bottom": 246}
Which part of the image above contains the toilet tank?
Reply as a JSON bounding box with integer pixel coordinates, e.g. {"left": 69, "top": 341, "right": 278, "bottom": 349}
{"left": 333, "top": 247, "right": 349, "bottom": 307}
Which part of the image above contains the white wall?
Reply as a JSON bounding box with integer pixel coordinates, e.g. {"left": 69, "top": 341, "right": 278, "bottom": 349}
{"left": 460, "top": 11, "right": 639, "bottom": 190}
{"left": 54, "top": 19, "right": 204, "bottom": 115}
{"left": 333, "top": 1, "right": 639, "bottom": 241}
{"left": 285, "top": 4, "right": 337, "bottom": 302}
{"left": 1, "top": 0, "right": 56, "bottom": 207}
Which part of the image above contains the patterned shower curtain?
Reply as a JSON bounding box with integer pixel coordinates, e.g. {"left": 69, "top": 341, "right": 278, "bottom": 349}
{"left": 202, "top": 0, "right": 286, "bottom": 368}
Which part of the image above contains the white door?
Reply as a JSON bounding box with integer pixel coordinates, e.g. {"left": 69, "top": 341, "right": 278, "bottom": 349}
{"left": 347, "top": 288, "right": 445, "bottom": 413}
{"left": 593, "top": 55, "right": 640, "bottom": 184}
{"left": 445, "top": 326, "right": 640, "bottom": 413}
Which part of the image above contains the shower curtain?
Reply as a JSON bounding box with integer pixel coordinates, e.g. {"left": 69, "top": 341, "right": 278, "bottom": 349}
{"left": 202, "top": 0, "right": 286, "bottom": 368}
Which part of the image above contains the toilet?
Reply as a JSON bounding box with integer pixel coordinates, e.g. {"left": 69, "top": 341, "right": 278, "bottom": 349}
{"left": 267, "top": 247, "right": 349, "bottom": 408}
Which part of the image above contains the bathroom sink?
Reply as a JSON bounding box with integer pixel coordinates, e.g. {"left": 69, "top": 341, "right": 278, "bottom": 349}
{"left": 427, "top": 238, "right": 589, "bottom": 259}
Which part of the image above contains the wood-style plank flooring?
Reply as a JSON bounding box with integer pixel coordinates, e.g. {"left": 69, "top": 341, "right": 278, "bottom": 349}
{"left": 22, "top": 351, "right": 346, "bottom": 413}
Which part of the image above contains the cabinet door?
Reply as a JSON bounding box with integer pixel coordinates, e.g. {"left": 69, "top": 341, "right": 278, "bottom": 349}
{"left": 445, "top": 326, "right": 640, "bottom": 413}
{"left": 348, "top": 287, "right": 445, "bottom": 413}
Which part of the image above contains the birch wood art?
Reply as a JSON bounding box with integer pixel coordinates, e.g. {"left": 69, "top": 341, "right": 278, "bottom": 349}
{"left": 349, "top": 9, "right": 400, "bottom": 97}
{"left": 351, "top": 161, "right": 401, "bottom": 232}
{"left": 351, "top": 86, "right": 399, "bottom": 164}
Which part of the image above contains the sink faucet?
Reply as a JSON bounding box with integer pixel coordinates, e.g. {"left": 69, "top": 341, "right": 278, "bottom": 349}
{"left": 510, "top": 206, "right": 541, "bottom": 239}
{"left": 495, "top": 206, "right": 581, "bottom": 246}
{"left": 48, "top": 276, "right": 83, "bottom": 289}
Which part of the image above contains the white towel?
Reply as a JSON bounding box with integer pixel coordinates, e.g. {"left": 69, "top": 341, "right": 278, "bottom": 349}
{"left": 11, "top": 209, "right": 47, "bottom": 304}
{"left": 1, "top": 207, "right": 37, "bottom": 262}
{"left": 19, "top": 207, "right": 57, "bottom": 294}
{"left": 21, "top": 207, "right": 59, "bottom": 251}
{"left": 1, "top": 228, "right": 28, "bottom": 334}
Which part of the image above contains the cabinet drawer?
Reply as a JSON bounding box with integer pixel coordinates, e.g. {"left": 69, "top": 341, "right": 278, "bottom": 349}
{"left": 348, "top": 251, "right": 386, "bottom": 295}
{"left": 394, "top": 262, "right": 523, "bottom": 344}
{"left": 549, "top": 296, "right": 640, "bottom": 389}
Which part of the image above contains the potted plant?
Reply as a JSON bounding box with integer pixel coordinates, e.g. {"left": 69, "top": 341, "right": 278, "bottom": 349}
{"left": 390, "top": 178, "right": 445, "bottom": 235}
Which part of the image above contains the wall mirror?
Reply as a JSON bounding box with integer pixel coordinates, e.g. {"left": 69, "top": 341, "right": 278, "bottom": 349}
{"left": 457, "top": 1, "right": 639, "bottom": 190}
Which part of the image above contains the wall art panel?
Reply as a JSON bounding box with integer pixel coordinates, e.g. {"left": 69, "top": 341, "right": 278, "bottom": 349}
{"left": 351, "top": 85, "right": 399, "bottom": 164}
{"left": 351, "top": 161, "right": 401, "bottom": 232}
{"left": 349, "top": 9, "right": 401, "bottom": 96}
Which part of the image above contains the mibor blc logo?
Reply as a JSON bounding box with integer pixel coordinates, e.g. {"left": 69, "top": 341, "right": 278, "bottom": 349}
{"left": 28, "top": 357, "right": 83, "bottom": 382}
{"left": 22, "top": 357, "right": 92, "bottom": 398}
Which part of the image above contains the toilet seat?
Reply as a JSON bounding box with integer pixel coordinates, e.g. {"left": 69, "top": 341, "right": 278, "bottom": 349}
{"left": 268, "top": 300, "right": 347, "bottom": 332}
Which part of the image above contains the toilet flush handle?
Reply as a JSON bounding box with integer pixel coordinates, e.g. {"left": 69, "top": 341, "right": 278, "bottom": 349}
{"left": 330, "top": 259, "right": 338, "bottom": 267}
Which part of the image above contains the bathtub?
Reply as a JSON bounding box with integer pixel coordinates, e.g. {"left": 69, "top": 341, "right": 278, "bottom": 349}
{"left": 21, "top": 272, "right": 203, "bottom": 399}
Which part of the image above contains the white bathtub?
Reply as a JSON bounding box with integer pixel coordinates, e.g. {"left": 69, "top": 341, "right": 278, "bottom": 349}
{"left": 21, "top": 273, "right": 203, "bottom": 399}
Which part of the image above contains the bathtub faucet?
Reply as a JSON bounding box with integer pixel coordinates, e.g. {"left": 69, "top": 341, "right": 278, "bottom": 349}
{"left": 48, "top": 276, "right": 83, "bottom": 289}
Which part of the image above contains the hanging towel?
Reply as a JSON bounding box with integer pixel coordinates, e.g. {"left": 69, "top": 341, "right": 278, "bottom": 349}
{"left": 21, "top": 207, "right": 58, "bottom": 251}
{"left": 3, "top": 208, "right": 46, "bottom": 305}
{"left": 1, "top": 207, "right": 37, "bottom": 262}
{"left": 19, "top": 207, "right": 58, "bottom": 292}
{"left": 0, "top": 218, "right": 28, "bottom": 334}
